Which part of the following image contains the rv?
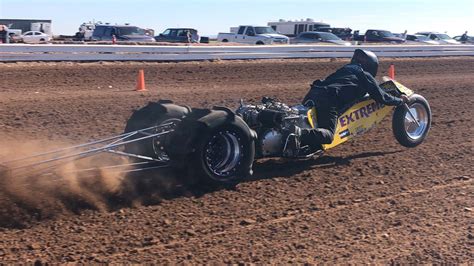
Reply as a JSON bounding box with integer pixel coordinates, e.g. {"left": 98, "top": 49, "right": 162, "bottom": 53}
{"left": 268, "top": 18, "right": 330, "bottom": 37}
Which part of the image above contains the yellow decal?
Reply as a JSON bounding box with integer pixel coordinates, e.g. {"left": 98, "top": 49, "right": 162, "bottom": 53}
{"left": 307, "top": 108, "right": 316, "bottom": 128}
{"left": 322, "top": 99, "right": 394, "bottom": 150}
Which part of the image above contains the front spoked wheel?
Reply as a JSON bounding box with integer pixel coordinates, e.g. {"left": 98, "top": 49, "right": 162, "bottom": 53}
{"left": 392, "top": 94, "right": 432, "bottom": 147}
{"left": 404, "top": 103, "right": 430, "bottom": 140}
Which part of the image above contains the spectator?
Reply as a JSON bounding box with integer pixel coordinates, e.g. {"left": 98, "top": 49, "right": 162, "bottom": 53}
{"left": 352, "top": 30, "right": 360, "bottom": 41}
{"left": 191, "top": 30, "right": 200, "bottom": 43}
{"left": 186, "top": 30, "right": 192, "bottom": 43}
{"left": 460, "top": 31, "right": 468, "bottom": 43}
{"left": 8, "top": 32, "right": 15, "bottom": 43}
{"left": 0, "top": 25, "right": 7, "bottom": 44}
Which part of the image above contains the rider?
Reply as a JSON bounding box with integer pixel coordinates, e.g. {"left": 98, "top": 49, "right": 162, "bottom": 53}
{"left": 284, "top": 49, "right": 409, "bottom": 157}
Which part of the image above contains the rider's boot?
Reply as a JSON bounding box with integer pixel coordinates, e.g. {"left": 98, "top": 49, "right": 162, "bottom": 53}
{"left": 282, "top": 125, "right": 301, "bottom": 157}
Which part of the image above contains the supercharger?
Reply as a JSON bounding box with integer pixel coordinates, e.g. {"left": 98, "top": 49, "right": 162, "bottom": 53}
{"left": 235, "top": 97, "right": 314, "bottom": 158}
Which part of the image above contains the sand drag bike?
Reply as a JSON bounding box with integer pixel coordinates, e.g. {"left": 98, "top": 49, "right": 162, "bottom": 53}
{"left": 123, "top": 78, "right": 431, "bottom": 186}
{"left": 1, "top": 79, "right": 431, "bottom": 187}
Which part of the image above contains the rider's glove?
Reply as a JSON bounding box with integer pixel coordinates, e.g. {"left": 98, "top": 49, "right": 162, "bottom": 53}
{"left": 400, "top": 95, "right": 409, "bottom": 104}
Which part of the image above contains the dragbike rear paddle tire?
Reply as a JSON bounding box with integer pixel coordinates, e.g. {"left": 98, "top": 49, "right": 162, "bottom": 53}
{"left": 188, "top": 109, "right": 255, "bottom": 188}
{"left": 392, "top": 94, "right": 431, "bottom": 148}
{"left": 123, "top": 100, "right": 190, "bottom": 160}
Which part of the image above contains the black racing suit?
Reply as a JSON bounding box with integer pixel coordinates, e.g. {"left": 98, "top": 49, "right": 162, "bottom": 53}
{"left": 301, "top": 63, "right": 403, "bottom": 148}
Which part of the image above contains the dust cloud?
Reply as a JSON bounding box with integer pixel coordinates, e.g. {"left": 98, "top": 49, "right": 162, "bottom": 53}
{"left": 0, "top": 139, "right": 182, "bottom": 228}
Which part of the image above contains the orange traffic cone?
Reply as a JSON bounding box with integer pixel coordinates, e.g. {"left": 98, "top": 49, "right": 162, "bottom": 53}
{"left": 388, "top": 64, "right": 395, "bottom": 80}
{"left": 136, "top": 69, "right": 147, "bottom": 91}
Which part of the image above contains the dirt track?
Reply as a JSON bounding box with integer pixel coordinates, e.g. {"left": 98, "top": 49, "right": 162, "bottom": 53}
{"left": 0, "top": 57, "right": 473, "bottom": 263}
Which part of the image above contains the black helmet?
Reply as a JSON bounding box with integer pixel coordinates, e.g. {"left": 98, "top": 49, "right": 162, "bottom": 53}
{"left": 351, "top": 49, "right": 379, "bottom": 77}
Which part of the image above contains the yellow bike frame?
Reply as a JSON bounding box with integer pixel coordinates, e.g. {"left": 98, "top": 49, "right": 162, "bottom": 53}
{"left": 307, "top": 79, "right": 414, "bottom": 151}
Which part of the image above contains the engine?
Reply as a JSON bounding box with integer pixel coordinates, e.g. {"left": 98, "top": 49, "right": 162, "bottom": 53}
{"left": 236, "top": 97, "right": 312, "bottom": 157}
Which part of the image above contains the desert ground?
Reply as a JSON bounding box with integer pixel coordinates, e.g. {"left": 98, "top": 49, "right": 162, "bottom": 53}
{"left": 0, "top": 57, "right": 472, "bottom": 263}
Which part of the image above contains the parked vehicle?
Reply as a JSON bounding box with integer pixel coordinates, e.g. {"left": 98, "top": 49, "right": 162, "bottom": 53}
{"left": 268, "top": 18, "right": 330, "bottom": 37}
{"left": 74, "top": 21, "right": 97, "bottom": 41}
{"left": 155, "top": 28, "right": 200, "bottom": 43}
{"left": 415, "top": 32, "right": 460, "bottom": 44}
{"left": 21, "top": 31, "right": 50, "bottom": 44}
{"left": 392, "top": 33, "right": 405, "bottom": 38}
{"left": 292, "top": 31, "right": 351, "bottom": 46}
{"left": 405, "top": 34, "right": 439, "bottom": 45}
{"left": 8, "top": 30, "right": 22, "bottom": 43}
{"left": 328, "top": 27, "right": 352, "bottom": 40}
{"left": 217, "top": 26, "right": 289, "bottom": 45}
{"left": 353, "top": 29, "right": 405, "bottom": 43}
{"left": 453, "top": 35, "right": 474, "bottom": 44}
{"left": 91, "top": 24, "right": 155, "bottom": 42}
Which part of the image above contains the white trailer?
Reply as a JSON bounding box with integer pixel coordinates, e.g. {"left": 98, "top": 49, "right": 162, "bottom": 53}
{"left": 268, "top": 18, "right": 330, "bottom": 37}
{"left": 31, "top": 22, "right": 52, "bottom": 36}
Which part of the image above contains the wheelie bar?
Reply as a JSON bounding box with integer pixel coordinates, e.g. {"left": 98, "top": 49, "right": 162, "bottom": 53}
{"left": 0, "top": 123, "right": 175, "bottom": 179}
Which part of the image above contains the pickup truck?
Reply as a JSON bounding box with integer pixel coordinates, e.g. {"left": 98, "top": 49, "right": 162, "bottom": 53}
{"left": 353, "top": 29, "right": 405, "bottom": 43}
{"left": 217, "top": 25, "right": 289, "bottom": 45}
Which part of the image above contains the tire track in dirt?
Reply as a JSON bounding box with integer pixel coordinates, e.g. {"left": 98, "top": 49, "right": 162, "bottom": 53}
{"left": 107, "top": 178, "right": 472, "bottom": 261}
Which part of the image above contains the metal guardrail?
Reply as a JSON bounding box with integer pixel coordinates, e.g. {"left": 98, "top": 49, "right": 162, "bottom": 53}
{"left": 1, "top": 44, "right": 473, "bottom": 61}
